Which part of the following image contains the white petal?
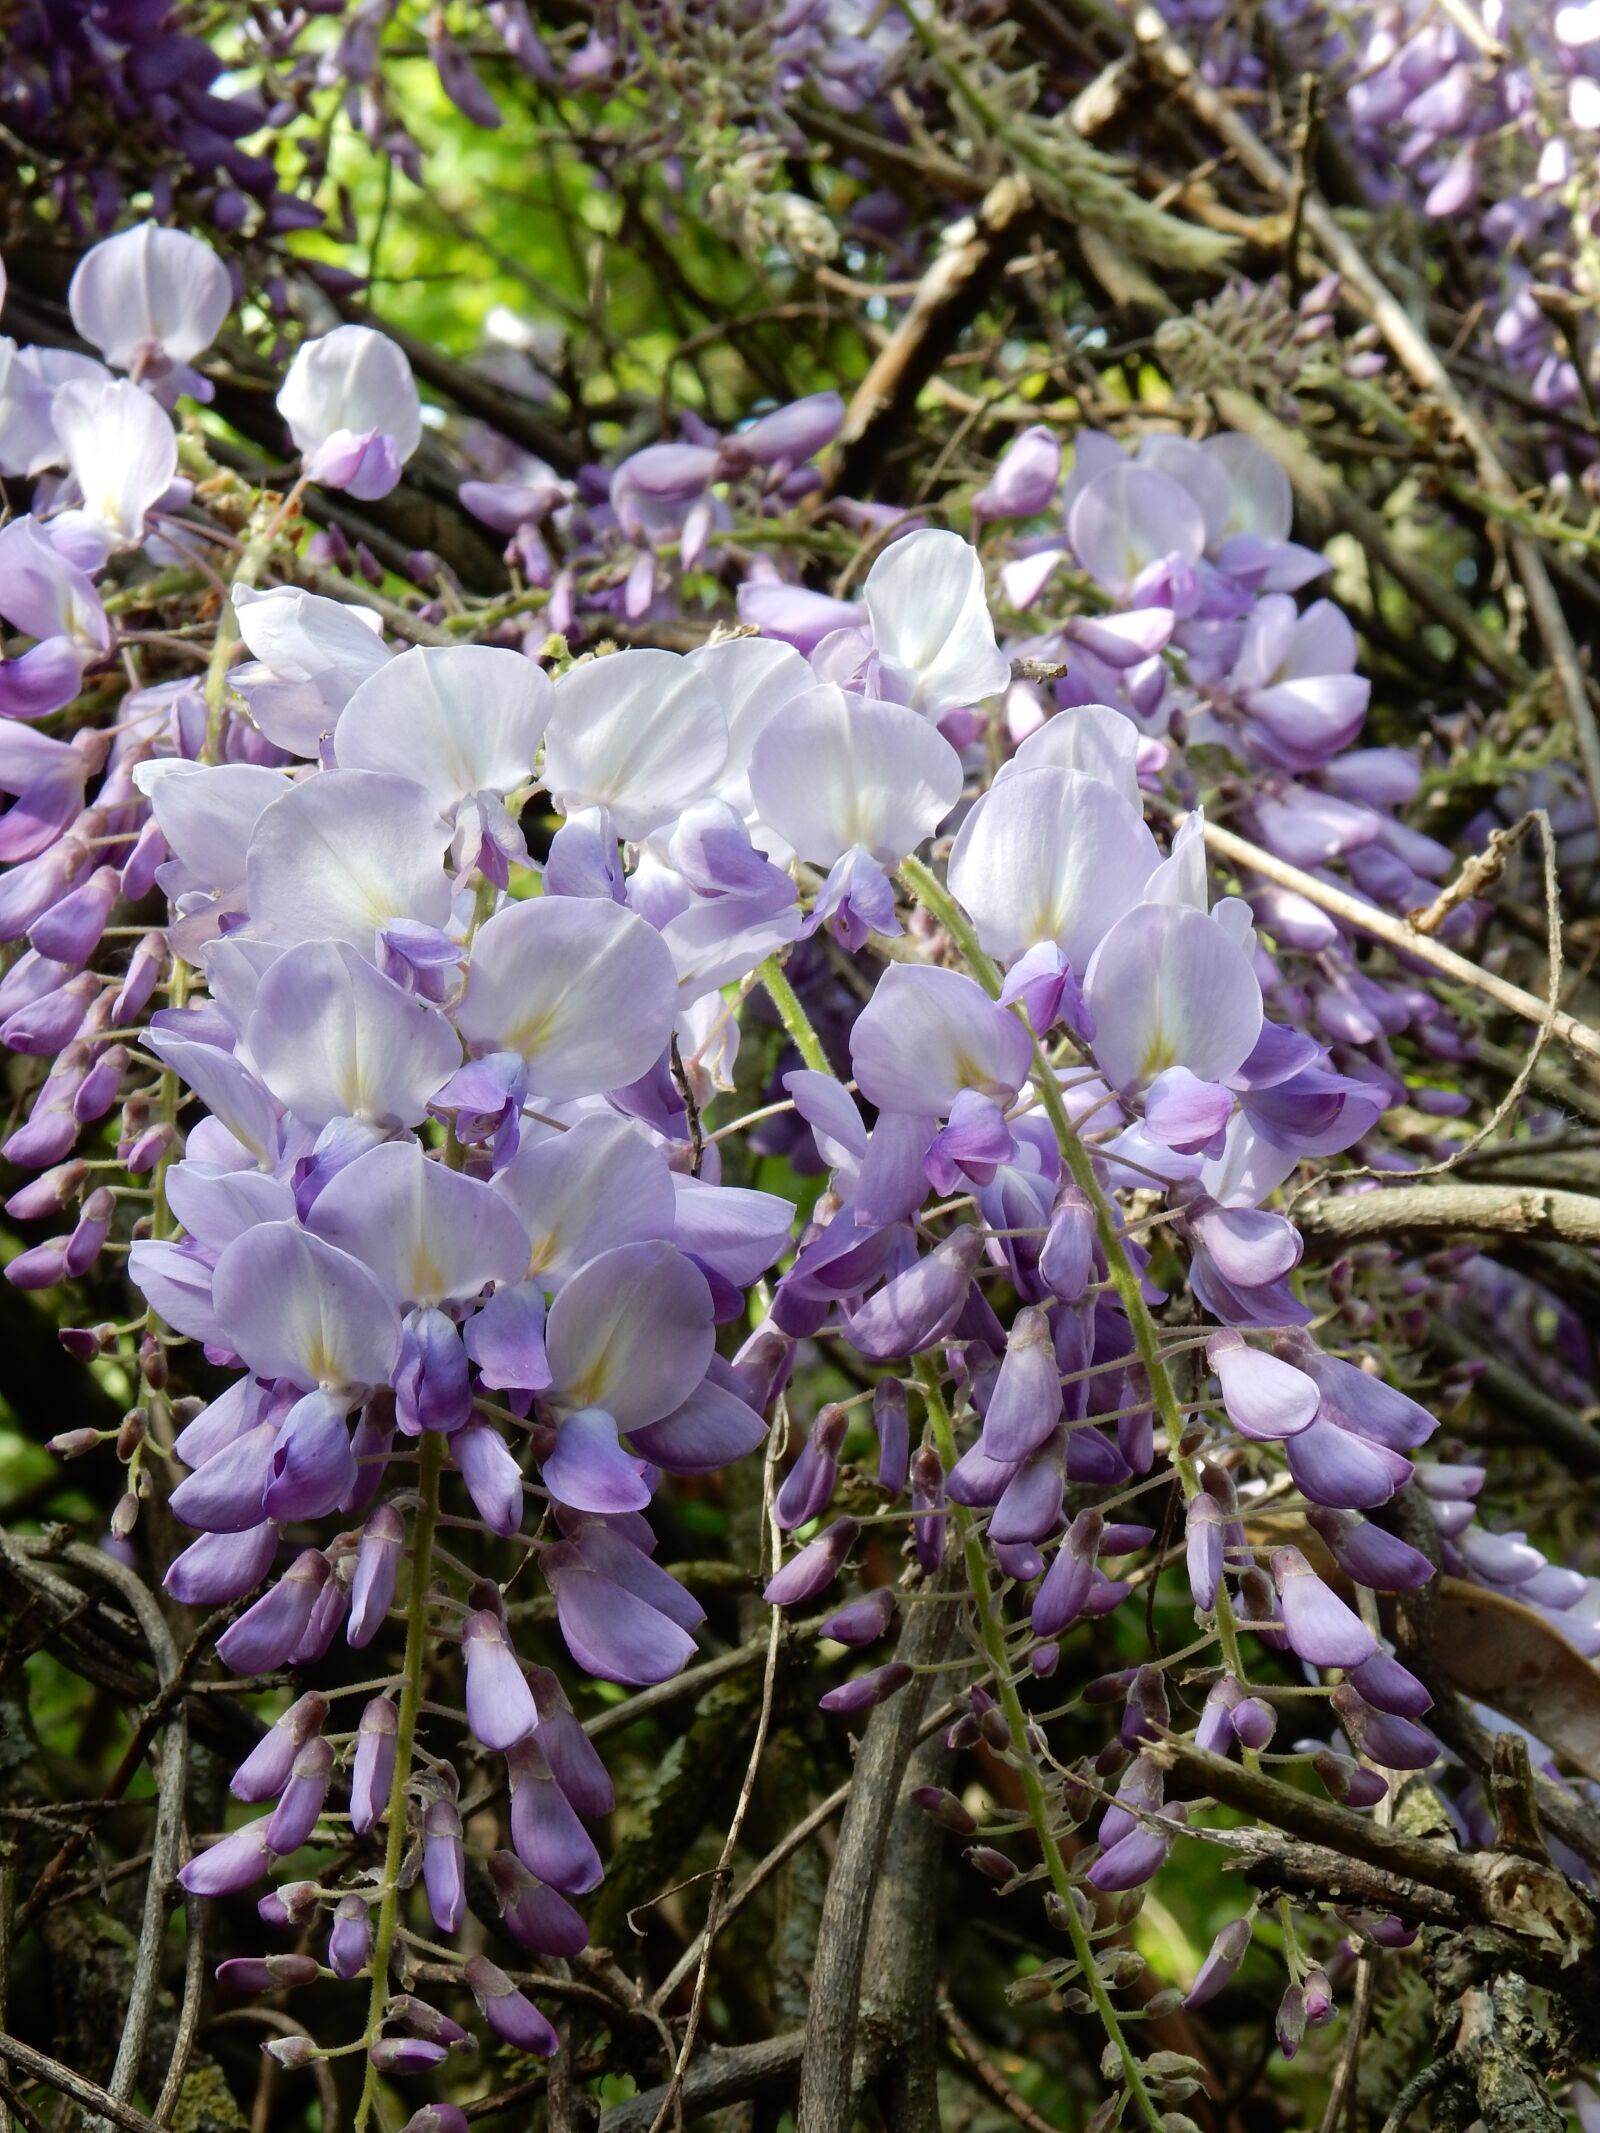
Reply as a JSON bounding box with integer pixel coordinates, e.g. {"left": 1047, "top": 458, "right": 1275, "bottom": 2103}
{"left": 863, "top": 529, "right": 1011, "bottom": 716}
{"left": 68, "top": 222, "right": 232, "bottom": 369}
{"left": 686, "top": 635, "right": 812, "bottom": 813}
{"left": 1007, "top": 704, "right": 1143, "bottom": 805}
{"left": 543, "top": 650, "right": 727, "bottom": 840}
{"left": 51, "top": 378, "right": 177, "bottom": 545}
{"left": 947, "top": 765, "right": 1158, "bottom": 967}
{"left": 277, "top": 324, "right": 421, "bottom": 460}
{"left": 234, "top": 583, "right": 390, "bottom": 691}
{"left": 748, "top": 683, "right": 963, "bottom": 865}
{"left": 336, "top": 644, "right": 551, "bottom": 811}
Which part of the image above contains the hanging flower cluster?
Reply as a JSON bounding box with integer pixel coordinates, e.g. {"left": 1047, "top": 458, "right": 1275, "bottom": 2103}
{"left": 4, "top": 204, "right": 1597, "bottom": 2131}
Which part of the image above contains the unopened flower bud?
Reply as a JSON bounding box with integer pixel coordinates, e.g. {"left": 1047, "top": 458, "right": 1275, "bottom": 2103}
{"left": 46, "top": 1428, "right": 102, "bottom": 1459}
{"left": 819, "top": 1661, "right": 912, "bottom": 1714}
{"left": 963, "top": 1845, "right": 1014, "bottom": 1884}
{"left": 265, "top": 2036, "right": 319, "bottom": 2070}
{"left": 911, "top": 1786, "right": 977, "bottom": 1835}
{"left": 217, "top": 1954, "right": 320, "bottom": 1992}
{"left": 385, "top": 1996, "right": 471, "bottom": 2047}
{"left": 370, "top": 2038, "right": 449, "bottom": 2075}
{"left": 463, "top": 1954, "right": 558, "bottom": 2055}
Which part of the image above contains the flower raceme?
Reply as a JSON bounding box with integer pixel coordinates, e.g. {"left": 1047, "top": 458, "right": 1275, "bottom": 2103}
{"left": 6, "top": 222, "right": 1586, "bottom": 2109}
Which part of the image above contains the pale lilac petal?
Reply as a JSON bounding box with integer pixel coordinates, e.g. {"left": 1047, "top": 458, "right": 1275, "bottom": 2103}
{"left": 1144, "top": 1066, "right": 1233, "bottom": 1154}
{"left": 1068, "top": 464, "right": 1205, "bottom": 597}
{"left": 547, "top": 1558, "right": 695, "bottom": 1685}
{"left": 1208, "top": 1332, "right": 1318, "bottom": 1439}
{"left": 850, "top": 964, "right": 1032, "bottom": 1115}
{"left": 463, "top": 1609, "right": 538, "bottom": 1749}
{"left": 671, "top": 1176, "right": 793, "bottom": 1286}
{"left": 456, "top": 894, "right": 678, "bottom": 1097}
{"left": 263, "top": 1388, "right": 357, "bottom": 1520}
{"left": 454, "top": 1420, "right": 524, "bottom": 1536}
{"left": 127, "top": 1239, "right": 227, "bottom": 1349}
{"left": 544, "top": 1241, "right": 715, "bottom": 1430}
{"left": 306, "top": 1138, "right": 530, "bottom": 1306}
{"left": 495, "top": 1114, "right": 676, "bottom": 1285}
{"left": 1205, "top": 433, "right": 1293, "bottom": 545}
{"left": 1285, "top": 1417, "right": 1412, "bottom": 1510}
{"left": 685, "top": 635, "right": 813, "bottom": 814}
{"left": 628, "top": 1370, "right": 767, "bottom": 1472}
{"left": 0, "top": 514, "right": 109, "bottom": 647}
{"left": 1189, "top": 1201, "right": 1302, "bottom": 1289}
{"left": 1136, "top": 435, "right": 1233, "bottom": 544}
{"left": 1273, "top": 1545, "right": 1377, "bottom": 1667}
{"left": 212, "top": 1221, "right": 402, "bottom": 1390}
{"left": 508, "top": 1738, "right": 603, "bottom": 1892}
{"left": 248, "top": 939, "right": 460, "bottom": 1129}
{"left": 164, "top": 1520, "right": 278, "bottom": 1605}
{"left": 980, "top": 1307, "right": 1061, "bottom": 1462}
{"left": 544, "top": 1407, "right": 652, "bottom": 1513}
{"left": 1085, "top": 902, "right": 1263, "bottom": 1093}
{"left": 277, "top": 324, "right": 421, "bottom": 467}
{"left": 543, "top": 649, "right": 727, "bottom": 839}
{"left": 52, "top": 377, "right": 177, "bottom": 546}
{"left": 747, "top": 684, "right": 962, "bottom": 866}
{"left": 69, "top": 222, "right": 231, "bottom": 370}
{"left": 1289, "top": 1344, "right": 1438, "bottom": 1451}
{"left": 463, "top": 1280, "right": 550, "bottom": 1393}
{"left": 138, "top": 761, "right": 289, "bottom": 895}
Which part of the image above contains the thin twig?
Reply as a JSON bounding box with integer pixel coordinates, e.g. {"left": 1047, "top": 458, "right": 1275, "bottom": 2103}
{"left": 642, "top": 1389, "right": 790, "bottom": 2133}
{"left": 1190, "top": 813, "right": 1600, "bottom": 1072}
{"left": 20, "top": 1544, "right": 189, "bottom": 2133}
{"left": 941, "top": 1998, "right": 1063, "bottom": 2133}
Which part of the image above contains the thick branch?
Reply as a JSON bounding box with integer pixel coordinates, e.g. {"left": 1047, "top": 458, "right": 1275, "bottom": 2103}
{"left": 1156, "top": 1738, "right": 1593, "bottom": 1952}
{"left": 1297, "top": 1183, "right": 1600, "bottom": 1250}
{"left": 822, "top": 176, "right": 1036, "bottom": 501}
{"left": 598, "top": 2035, "right": 805, "bottom": 2133}
{"left": 796, "top": 1576, "right": 961, "bottom": 2133}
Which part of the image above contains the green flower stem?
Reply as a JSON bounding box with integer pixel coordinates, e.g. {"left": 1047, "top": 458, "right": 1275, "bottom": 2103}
{"left": 1022, "top": 1037, "right": 1254, "bottom": 1691}
{"left": 896, "top": 853, "right": 1004, "bottom": 995}
{"left": 354, "top": 1426, "right": 446, "bottom": 2133}
{"left": 758, "top": 954, "right": 831, "bottom": 1074}
{"left": 913, "top": 1358, "right": 1165, "bottom": 2133}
